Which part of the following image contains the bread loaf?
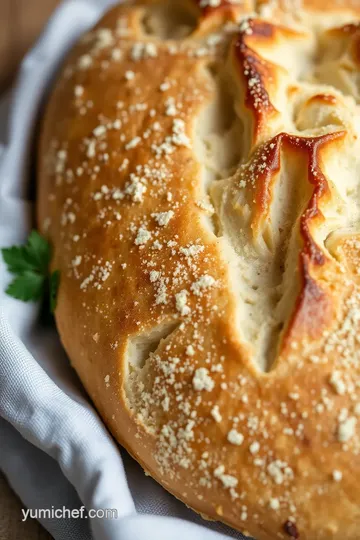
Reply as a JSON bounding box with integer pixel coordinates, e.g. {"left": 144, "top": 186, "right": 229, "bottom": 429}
{"left": 37, "top": 1, "right": 360, "bottom": 538}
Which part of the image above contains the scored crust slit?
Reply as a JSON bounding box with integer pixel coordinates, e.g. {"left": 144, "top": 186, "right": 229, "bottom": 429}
{"left": 37, "top": 1, "right": 360, "bottom": 539}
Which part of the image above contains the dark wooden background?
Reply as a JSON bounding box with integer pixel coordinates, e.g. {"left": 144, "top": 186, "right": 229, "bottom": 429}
{"left": 0, "top": 0, "right": 60, "bottom": 92}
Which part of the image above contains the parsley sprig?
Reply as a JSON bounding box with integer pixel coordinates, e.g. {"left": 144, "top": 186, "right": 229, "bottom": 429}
{"left": 1, "top": 231, "right": 60, "bottom": 313}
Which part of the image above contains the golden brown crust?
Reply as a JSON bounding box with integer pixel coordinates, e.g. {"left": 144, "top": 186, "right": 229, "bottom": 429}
{"left": 37, "top": 1, "right": 360, "bottom": 538}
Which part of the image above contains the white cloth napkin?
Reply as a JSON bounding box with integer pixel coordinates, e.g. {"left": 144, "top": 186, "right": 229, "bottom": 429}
{"left": 0, "top": 1, "right": 249, "bottom": 539}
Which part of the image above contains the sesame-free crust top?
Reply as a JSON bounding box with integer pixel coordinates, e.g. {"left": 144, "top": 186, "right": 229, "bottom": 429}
{"left": 38, "top": 1, "right": 360, "bottom": 538}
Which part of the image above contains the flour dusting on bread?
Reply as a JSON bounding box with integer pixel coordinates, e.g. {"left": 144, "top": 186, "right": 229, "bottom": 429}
{"left": 38, "top": 1, "right": 360, "bottom": 538}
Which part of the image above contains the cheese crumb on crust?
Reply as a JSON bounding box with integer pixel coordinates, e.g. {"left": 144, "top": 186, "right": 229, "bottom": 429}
{"left": 227, "top": 429, "right": 244, "bottom": 446}
{"left": 192, "top": 368, "right": 215, "bottom": 392}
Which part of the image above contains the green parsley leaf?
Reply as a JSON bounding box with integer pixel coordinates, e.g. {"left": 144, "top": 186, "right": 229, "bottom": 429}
{"left": 1, "top": 230, "right": 60, "bottom": 313}
{"left": 1, "top": 245, "right": 36, "bottom": 273}
{"left": 1, "top": 230, "right": 51, "bottom": 274}
{"left": 5, "top": 271, "right": 46, "bottom": 302}
{"left": 26, "top": 230, "right": 51, "bottom": 273}
{"left": 49, "top": 270, "right": 60, "bottom": 313}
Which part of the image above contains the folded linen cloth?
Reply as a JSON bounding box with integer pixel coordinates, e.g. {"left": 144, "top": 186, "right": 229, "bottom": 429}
{"left": 0, "top": 1, "right": 247, "bottom": 539}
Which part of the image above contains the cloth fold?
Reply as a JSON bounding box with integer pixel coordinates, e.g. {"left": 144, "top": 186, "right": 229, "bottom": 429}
{"left": 0, "top": 2, "right": 247, "bottom": 539}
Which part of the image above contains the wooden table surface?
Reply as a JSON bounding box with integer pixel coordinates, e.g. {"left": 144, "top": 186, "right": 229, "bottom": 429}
{"left": 0, "top": 473, "right": 52, "bottom": 540}
{"left": 0, "top": 0, "right": 60, "bottom": 92}
{"left": 0, "top": 4, "right": 60, "bottom": 539}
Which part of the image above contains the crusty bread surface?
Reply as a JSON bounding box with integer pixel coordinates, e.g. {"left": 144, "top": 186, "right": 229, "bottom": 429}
{"left": 37, "top": 1, "right": 360, "bottom": 538}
